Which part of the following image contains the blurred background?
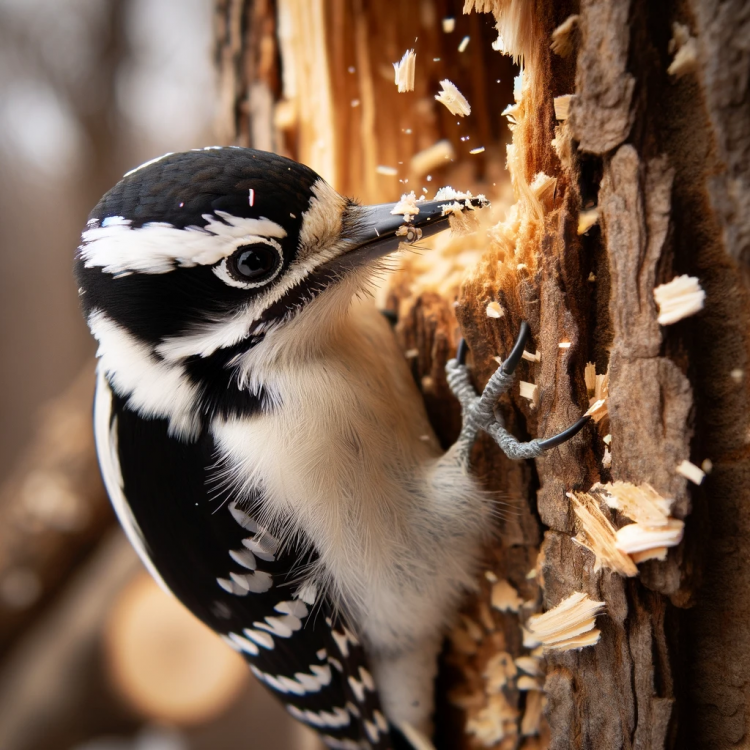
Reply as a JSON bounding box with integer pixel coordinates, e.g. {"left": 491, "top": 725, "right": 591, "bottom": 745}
{"left": 0, "top": 0, "right": 320, "bottom": 747}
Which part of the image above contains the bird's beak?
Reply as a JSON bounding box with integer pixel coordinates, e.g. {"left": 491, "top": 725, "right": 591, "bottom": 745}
{"left": 329, "top": 197, "right": 489, "bottom": 273}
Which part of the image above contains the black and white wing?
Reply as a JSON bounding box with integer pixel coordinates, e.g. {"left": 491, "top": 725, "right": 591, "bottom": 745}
{"left": 94, "top": 373, "right": 395, "bottom": 750}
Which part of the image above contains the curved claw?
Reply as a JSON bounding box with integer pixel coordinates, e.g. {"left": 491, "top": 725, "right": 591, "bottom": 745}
{"left": 501, "top": 321, "right": 531, "bottom": 375}
{"left": 538, "top": 415, "right": 591, "bottom": 451}
{"left": 457, "top": 338, "right": 469, "bottom": 366}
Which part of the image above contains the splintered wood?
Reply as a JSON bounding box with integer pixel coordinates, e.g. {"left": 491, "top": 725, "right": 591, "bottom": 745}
{"left": 435, "top": 79, "right": 471, "bottom": 116}
{"left": 576, "top": 483, "right": 685, "bottom": 566}
{"left": 525, "top": 592, "right": 605, "bottom": 652}
{"left": 569, "top": 492, "right": 639, "bottom": 576}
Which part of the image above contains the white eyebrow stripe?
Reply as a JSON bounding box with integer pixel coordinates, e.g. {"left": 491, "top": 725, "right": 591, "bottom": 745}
{"left": 79, "top": 211, "right": 287, "bottom": 275}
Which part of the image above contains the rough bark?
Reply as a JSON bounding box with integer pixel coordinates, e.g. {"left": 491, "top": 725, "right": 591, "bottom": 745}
{"left": 218, "top": 1, "right": 750, "bottom": 748}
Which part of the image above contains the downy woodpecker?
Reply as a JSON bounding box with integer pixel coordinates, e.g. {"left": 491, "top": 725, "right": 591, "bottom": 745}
{"left": 75, "top": 148, "right": 587, "bottom": 750}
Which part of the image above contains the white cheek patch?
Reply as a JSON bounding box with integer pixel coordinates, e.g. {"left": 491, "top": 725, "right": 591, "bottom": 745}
{"left": 89, "top": 310, "right": 201, "bottom": 440}
{"left": 80, "top": 211, "right": 287, "bottom": 276}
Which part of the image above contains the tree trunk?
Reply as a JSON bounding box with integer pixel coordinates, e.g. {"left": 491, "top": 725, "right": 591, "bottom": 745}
{"left": 216, "top": 1, "right": 750, "bottom": 748}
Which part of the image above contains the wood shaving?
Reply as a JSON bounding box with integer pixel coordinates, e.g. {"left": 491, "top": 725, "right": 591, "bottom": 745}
{"left": 588, "top": 272, "right": 596, "bottom": 282}
{"left": 526, "top": 591, "right": 605, "bottom": 652}
{"left": 458, "top": 35, "right": 470, "bottom": 52}
{"left": 522, "top": 350, "right": 541, "bottom": 363}
{"left": 569, "top": 492, "right": 639, "bottom": 577}
{"left": 603, "top": 434, "right": 612, "bottom": 445}
{"left": 602, "top": 448, "right": 612, "bottom": 468}
{"left": 654, "top": 275, "right": 706, "bottom": 325}
{"left": 730, "top": 368, "right": 744, "bottom": 383}
{"left": 594, "top": 481, "right": 673, "bottom": 526}
{"left": 553, "top": 94, "right": 573, "bottom": 120}
{"left": 667, "top": 23, "right": 699, "bottom": 78}
{"left": 701, "top": 458, "right": 713, "bottom": 474}
{"left": 410, "top": 140, "right": 455, "bottom": 176}
{"left": 390, "top": 191, "right": 420, "bottom": 221}
{"left": 442, "top": 17, "right": 455, "bottom": 33}
{"left": 676, "top": 459, "right": 706, "bottom": 485}
{"left": 551, "top": 14, "right": 579, "bottom": 57}
{"left": 435, "top": 79, "right": 471, "bottom": 117}
{"left": 491, "top": 580, "right": 523, "bottom": 612}
{"left": 615, "top": 519, "right": 685, "bottom": 555}
{"left": 393, "top": 49, "right": 416, "bottom": 93}
{"left": 469, "top": 146, "right": 486, "bottom": 154}
{"left": 577, "top": 207, "right": 600, "bottom": 234}
{"left": 486, "top": 301, "right": 505, "bottom": 318}
{"left": 558, "top": 341, "right": 572, "bottom": 349}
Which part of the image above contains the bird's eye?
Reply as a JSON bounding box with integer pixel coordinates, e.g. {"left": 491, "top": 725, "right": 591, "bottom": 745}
{"left": 226, "top": 243, "right": 281, "bottom": 284}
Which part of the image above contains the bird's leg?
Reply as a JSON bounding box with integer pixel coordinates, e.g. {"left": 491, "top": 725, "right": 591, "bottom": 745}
{"left": 445, "top": 322, "right": 589, "bottom": 464}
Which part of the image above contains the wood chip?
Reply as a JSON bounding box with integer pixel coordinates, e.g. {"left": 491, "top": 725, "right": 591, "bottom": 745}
{"left": 515, "top": 656, "right": 543, "bottom": 677}
{"left": 491, "top": 580, "right": 523, "bottom": 612}
{"left": 594, "top": 481, "right": 673, "bottom": 527}
{"left": 458, "top": 35, "right": 470, "bottom": 53}
{"left": 676, "top": 459, "right": 705, "bottom": 485}
{"left": 577, "top": 207, "right": 600, "bottom": 234}
{"left": 554, "top": 94, "right": 573, "bottom": 120}
{"left": 558, "top": 341, "right": 571, "bottom": 349}
{"left": 390, "top": 191, "right": 419, "bottom": 220}
{"left": 551, "top": 14, "right": 579, "bottom": 57}
{"left": 522, "top": 350, "right": 541, "bottom": 363}
{"left": 435, "top": 79, "right": 471, "bottom": 117}
{"left": 526, "top": 591, "right": 605, "bottom": 652}
{"left": 442, "top": 17, "right": 455, "bottom": 33}
{"left": 653, "top": 275, "right": 705, "bottom": 325}
{"left": 519, "top": 381, "right": 539, "bottom": 406}
{"left": 469, "top": 146, "right": 486, "bottom": 154}
{"left": 486, "top": 301, "right": 504, "bottom": 318}
{"left": 667, "top": 23, "right": 699, "bottom": 78}
{"left": 584, "top": 362, "right": 597, "bottom": 394}
{"left": 376, "top": 165, "right": 398, "bottom": 176}
{"left": 615, "top": 519, "right": 685, "bottom": 554}
{"left": 393, "top": 49, "right": 416, "bottom": 93}
{"left": 484, "top": 651, "right": 517, "bottom": 692}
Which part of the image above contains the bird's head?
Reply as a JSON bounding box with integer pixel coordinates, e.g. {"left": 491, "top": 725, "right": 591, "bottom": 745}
{"left": 75, "top": 147, "right": 484, "bottom": 436}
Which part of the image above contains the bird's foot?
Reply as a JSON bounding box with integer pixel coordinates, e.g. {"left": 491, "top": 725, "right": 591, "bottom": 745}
{"left": 446, "top": 322, "right": 589, "bottom": 463}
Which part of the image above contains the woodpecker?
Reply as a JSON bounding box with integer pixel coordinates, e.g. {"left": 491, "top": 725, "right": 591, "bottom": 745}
{"left": 75, "top": 147, "right": 587, "bottom": 750}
